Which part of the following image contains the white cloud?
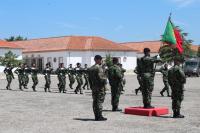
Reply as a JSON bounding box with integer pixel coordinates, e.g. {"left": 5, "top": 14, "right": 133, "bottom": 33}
{"left": 170, "top": 0, "right": 199, "bottom": 8}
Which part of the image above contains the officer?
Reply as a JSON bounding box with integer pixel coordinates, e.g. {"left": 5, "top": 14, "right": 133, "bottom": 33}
{"left": 88, "top": 55, "right": 107, "bottom": 121}
{"left": 31, "top": 63, "right": 39, "bottom": 92}
{"left": 14, "top": 63, "right": 25, "bottom": 91}
{"left": 168, "top": 57, "right": 186, "bottom": 118}
{"left": 118, "top": 63, "right": 126, "bottom": 93}
{"left": 83, "top": 64, "right": 90, "bottom": 90}
{"left": 74, "top": 63, "right": 83, "bottom": 94}
{"left": 157, "top": 63, "right": 171, "bottom": 97}
{"left": 43, "top": 63, "right": 53, "bottom": 92}
{"left": 67, "top": 64, "right": 75, "bottom": 89}
{"left": 24, "top": 63, "right": 30, "bottom": 89}
{"left": 56, "top": 63, "right": 67, "bottom": 93}
{"left": 108, "top": 58, "right": 123, "bottom": 111}
{"left": 134, "top": 66, "right": 142, "bottom": 95}
{"left": 4, "top": 63, "right": 14, "bottom": 90}
{"left": 138, "top": 48, "right": 161, "bottom": 108}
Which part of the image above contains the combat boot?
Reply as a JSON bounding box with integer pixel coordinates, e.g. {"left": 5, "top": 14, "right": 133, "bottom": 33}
{"left": 175, "top": 110, "right": 185, "bottom": 118}
{"left": 48, "top": 88, "right": 51, "bottom": 92}
{"left": 95, "top": 116, "right": 107, "bottom": 121}
{"left": 160, "top": 91, "right": 164, "bottom": 97}
{"left": 44, "top": 87, "right": 47, "bottom": 92}
{"left": 135, "top": 89, "right": 139, "bottom": 95}
{"left": 144, "top": 104, "right": 154, "bottom": 109}
{"left": 32, "top": 86, "right": 36, "bottom": 92}
{"left": 112, "top": 106, "right": 122, "bottom": 112}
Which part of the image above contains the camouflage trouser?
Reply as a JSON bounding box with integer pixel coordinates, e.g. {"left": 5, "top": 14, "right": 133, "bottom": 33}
{"left": 92, "top": 86, "right": 106, "bottom": 118}
{"left": 59, "top": 76, "right": 66, "bottom": 93}
{"left": 68, "top": 75, "right": 75, "bottom": 89}
{"left": 161, "top": 80, "right": 170, "bottom": 95}
{"left": 24, "top": 74, "right": 29, "bottom": 87}
{"left": 75, "top": 76, "right": 83, "bottom": 93}
{"left": 141, "top": 73, "right": 154, "bottom": 107}
{"left": 6, "top": 75, "right": 12, "bottom": 89}
{"left": 111, "top": 83, "right": 121, "bottom": 109}
{"left": 171, "top": 88, "right": 184, "bottom": 112}
{"left": 136, "top": 75, "right": 142, "bottom": 91}
{"left": 83, "top": 76, "right": 90, "bottom": 90}
{"left": 18, "top": 74, "right": 25, "bottom": 89}
{"left": 44, "top": 75, "right": 51, "bottom": 90}
{"left": 32, "top": 75, "right": 38, "bottom": 90}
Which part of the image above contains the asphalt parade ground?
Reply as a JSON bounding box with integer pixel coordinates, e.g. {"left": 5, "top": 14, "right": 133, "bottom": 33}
{"left": 0, "top": 74, "right": 199, "bottom": 133}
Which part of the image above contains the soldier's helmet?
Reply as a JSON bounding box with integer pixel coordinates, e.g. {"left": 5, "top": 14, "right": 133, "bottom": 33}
{"left": 94, "top": 55, "right": 102, "bottom": 60}
{"left": 143, "top": 48, "right": 150, "bottom": 54}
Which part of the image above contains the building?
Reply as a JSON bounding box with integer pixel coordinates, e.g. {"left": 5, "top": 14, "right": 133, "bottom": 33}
{"left": 15, "top": 36, "right": 137, "bottom": 71}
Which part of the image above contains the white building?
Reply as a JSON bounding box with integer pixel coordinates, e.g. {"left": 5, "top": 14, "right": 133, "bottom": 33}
{"left": 15, "top": 36, "right": 137, "bottom": 71}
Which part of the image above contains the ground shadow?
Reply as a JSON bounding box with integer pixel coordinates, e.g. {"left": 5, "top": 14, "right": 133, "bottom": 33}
{"left": 156, "top": 116, "right": 173, "bottom": 118}
{"left": 73, "top": 118, "right": 95, "bottom": 121}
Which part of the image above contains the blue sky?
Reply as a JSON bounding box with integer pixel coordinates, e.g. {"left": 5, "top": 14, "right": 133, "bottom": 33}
{"left": 0, "top": 0, "right": 199, "bottom": 44}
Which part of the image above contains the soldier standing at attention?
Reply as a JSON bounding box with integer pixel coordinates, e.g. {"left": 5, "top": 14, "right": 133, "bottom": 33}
{"left": 138, "top": 48, "right": 161, "bottom": 108}
{"left": 83, "top": 64, "right": 90, "bottom": 90}
{"left": 134, "top": 66, "right": 142, "bottom": 95}
{"left": 56, "top": 63, "right": 67, "bottom": 93}
{"left": 67, "top": 64, "right": 75, "bottom": 89}
{"left": 14, "top": 63, "right": 25, "bottom": 91}
{"left": 74, "top": 63, "right": 83, "bottom": 94}
{"left": 157, "top": 63, "right": 171, "bottom": 97}
{"left": 31, "top": 63, "right": 39, "bottom": 92}
{"left": 43, "top": 63, "right": 53, "bottom": 92}
{"left": 4, "top": 63, "right": 14, "bottom": 90}
{"left": 168, "top": 57, "right": 186, "bottom": 118}
{"left": 108, "top": 58, "right": 123, "bottom": 111}
{"left": 23, "top": 64, "right": 30, "bottom": 89}
{"left": 88, "top": 55, "right": 107, "bottom": 121}
{"left": 118, "top": 63, "right": 126, "bottom": 93}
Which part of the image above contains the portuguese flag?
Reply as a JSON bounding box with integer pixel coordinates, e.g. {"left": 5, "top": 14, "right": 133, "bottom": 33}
{"left": 162, "top": 17, "right": 183, "bottom": 54}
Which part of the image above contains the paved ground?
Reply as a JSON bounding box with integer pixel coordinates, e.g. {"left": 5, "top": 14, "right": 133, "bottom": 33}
{"left": 0, "top": 74, "right": 199, "bottom": 133}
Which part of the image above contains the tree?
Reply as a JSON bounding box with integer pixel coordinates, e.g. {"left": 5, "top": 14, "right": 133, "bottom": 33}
{"left": 197, "top": 46, "right": 200, "bottom": 57}
{"left": 105, "top": 54, "right": 113, "bottom": 67}
{"left": 5, "top": 35, "right": 27, "bottom": 42}
{"left": 0, "top": 51, "right": 22, "bottom": 66}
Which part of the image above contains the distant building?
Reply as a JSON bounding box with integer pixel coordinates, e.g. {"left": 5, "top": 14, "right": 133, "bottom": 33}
{"left": 15, "top": 36, "right": 137, "bottom": 70}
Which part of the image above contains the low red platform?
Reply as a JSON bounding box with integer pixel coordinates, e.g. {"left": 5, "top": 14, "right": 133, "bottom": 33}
{"left": 124, "top": 107, "right": 169, "bottom": 116}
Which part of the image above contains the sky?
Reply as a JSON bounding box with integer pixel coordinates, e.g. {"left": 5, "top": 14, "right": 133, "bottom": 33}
{"left": 0, "top": 0, "right": 200, "bottom": 44}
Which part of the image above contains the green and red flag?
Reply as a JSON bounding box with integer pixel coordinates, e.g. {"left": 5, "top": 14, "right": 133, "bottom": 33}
{"left": 162, "top": 17, "right": 183, "bottom": 54}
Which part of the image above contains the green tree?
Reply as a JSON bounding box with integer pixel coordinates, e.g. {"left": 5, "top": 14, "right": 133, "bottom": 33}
{"left": 0, "top": 51, "right": 22, "bottom": 66}
{"left": 5, "top": 35, "right": 27, "bottom": 42}
{"left": 105, "top": 54, "right": 113, "bottom": 67}
{"left": 197, "top": 46, "right": 200, "bottom": 57}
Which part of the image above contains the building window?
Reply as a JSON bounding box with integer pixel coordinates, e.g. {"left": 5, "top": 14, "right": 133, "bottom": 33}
{"left": 59, "top": 57, "right": 63, "bottom": 64}
{"left": 47, "top": 57, "right": 52, "bottom": 66}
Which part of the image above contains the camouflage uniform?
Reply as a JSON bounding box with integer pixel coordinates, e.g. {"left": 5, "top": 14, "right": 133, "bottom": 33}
{"left": 88, "top": 63, "right": 107, "bottom": 120}
{"left": 83, "top": 67, "right": 90, "bottom": 90}
{"left": 138, "top": 55, "right": 161, "bottom": 108}
{"left": 24, "top": 66, "right": 30, "bottom": 89}
{"left": 134, "top": 66, "right": 142, "bottom": 95}
{"left": 43, "top": 67, "right": 53, "bottom": 92}
{"left": 108, "top": 64, "right": 123, "bottom": 111}
{"left": 74, "top": 67, "right": 84, "bottom": 94}
{"left": 14, "top": 66, "right": 25, "bottom": 90}
{"left": 31, "top": 66, "right": 39, "bottom": 91}
{"left": 4, "top": 65, "right": 14, "bottom": 90}
{"left": 56, "top": 67, "right": 67, "bottom": 93}
{"left": 67, "top": 67, "right": 75, "bottom": 89}
{"left": 168, "top": 63, "right": 186, "bottom": 118}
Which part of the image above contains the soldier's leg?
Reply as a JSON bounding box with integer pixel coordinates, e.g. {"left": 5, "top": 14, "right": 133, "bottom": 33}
{"left": 48, "top": 77, "right": 51, "bottom": 92}
{"left": 44, "top": 76, "right": 48, "bottom": 92}
{"left": 18, "top": 75, "right": 23, "bottom": 91}
{"left": 141, "top": 77, "right": 152, "bottom": 108}
{"left": 165, "top": 82, "right": 170, "bottom": 97}
{"left": 33, "top": 76, "right": 38, "bottom": 91}
{"left": 111, "top": 85, "right": 121, "bottom": 111}
{"left": 6, "top": 75, "right": 12, "bottom": 90}
{"left": 79, "top": 78, "right": 83, "bottom": 94}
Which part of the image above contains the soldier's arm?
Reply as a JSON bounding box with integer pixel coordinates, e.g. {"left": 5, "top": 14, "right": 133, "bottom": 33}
{"left": 178, "top": 68, "right": 186, "bottom": 84}
{"left": 3, "top": 68, "right": 7, "bottom": 74}
{"left": 14, "top": 68, "right": 18, "bottom": 74}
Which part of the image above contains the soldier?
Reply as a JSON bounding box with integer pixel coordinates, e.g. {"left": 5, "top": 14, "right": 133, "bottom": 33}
{"left": 88, "top": 55, "right": 107, "bottom": 121}
{"left": 4, "top": 63, "right": 14, "bottom": 90}
{"left": 138, "top": 48, "right": 161, "bottom": 108}
{"left": 56, "top": 63, "right": 67, "bottom": 93}
{"left": 108, "top": 58, "right": 123, "bottom": 111}
{"left": 43, "top": 63, "right": 53, "bottom": 92}
{"left": 23, "top": 64, "right": 30, "bottom": 89}
{"left": 14, "top": 63, "right": 25, "bottom": 91}
{"left": 118, "top": 63, "right": 126, "bottom": 93}
{"left": 134, "top": 66, "right": 142, "bottom": 95}
{"left": 31, "top": 63, "right": 39, "bottom": 92}
{"left": 168, "top": 57, "right": 186, "bottom": 118}
{"left": 157, "top": 63, "right": 171, "bottom": 97}
{"left": 67, "top": 64, "right": 75, "bottom": 89}
{"left": 83, "top": 64, "right": 90, "bottom": 90}
{"left": 74, "top": 63, "right": 84, "bottom": 94}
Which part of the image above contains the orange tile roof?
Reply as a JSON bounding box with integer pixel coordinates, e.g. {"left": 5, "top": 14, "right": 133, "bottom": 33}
{"left": 0, "top": 40, "right": 21, "bottom": 49}
{"left": 190, "top": 45, "right": 199, "bottom": 52}
{"left": 120, "top": 41, "right": 163, "bottom": 53}
{"left": 14, "top": 36, "right": 134, "bottom": 53}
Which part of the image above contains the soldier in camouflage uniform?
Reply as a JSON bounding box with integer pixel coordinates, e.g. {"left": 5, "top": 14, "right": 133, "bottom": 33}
{"left": 134, "top": 66, "right": 142, "bottom": 95}
{"left": 74, "top": 63, "right": 84, "bottom": 94}
{"left": 4, "top": 63, "right": 14, "bottom": 90}
{"left": 31, "top": 63, "right": 39, "bottom": 92}
{"left": 168, "top": 57, "right": 186, "bottom": 118}
{"left": 56, "top": 63, "right": 67, "bottom": 93}
{"left": 23, "top": 64, "right": 30, "bottom": 89}
{"left": 138, "top": 48, "right": 161, "bottom": 108}
{"left": 88, "top": 55, "right": 107, "bottom": 121}
{"left": 43, "top": 63, "right": 53, "bottom": 92}
{"left": 14, "top": 63, "right": 25, "bottom": 91}
{"left": 108, "top": 58, "right": 123, "bottom": 111}
{"left": 67, "top": 64, "right": 75, "bottom": 89}
{"left": 83, "top": 64, "right": 90, "bottom": 90}
{"left": 156, "top": 63, "right": 171, "bottom": 97}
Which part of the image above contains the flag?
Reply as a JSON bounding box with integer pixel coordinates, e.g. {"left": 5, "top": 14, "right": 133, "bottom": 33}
{"left": 162, "top": 17, "right": 183, "bottom": 54}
